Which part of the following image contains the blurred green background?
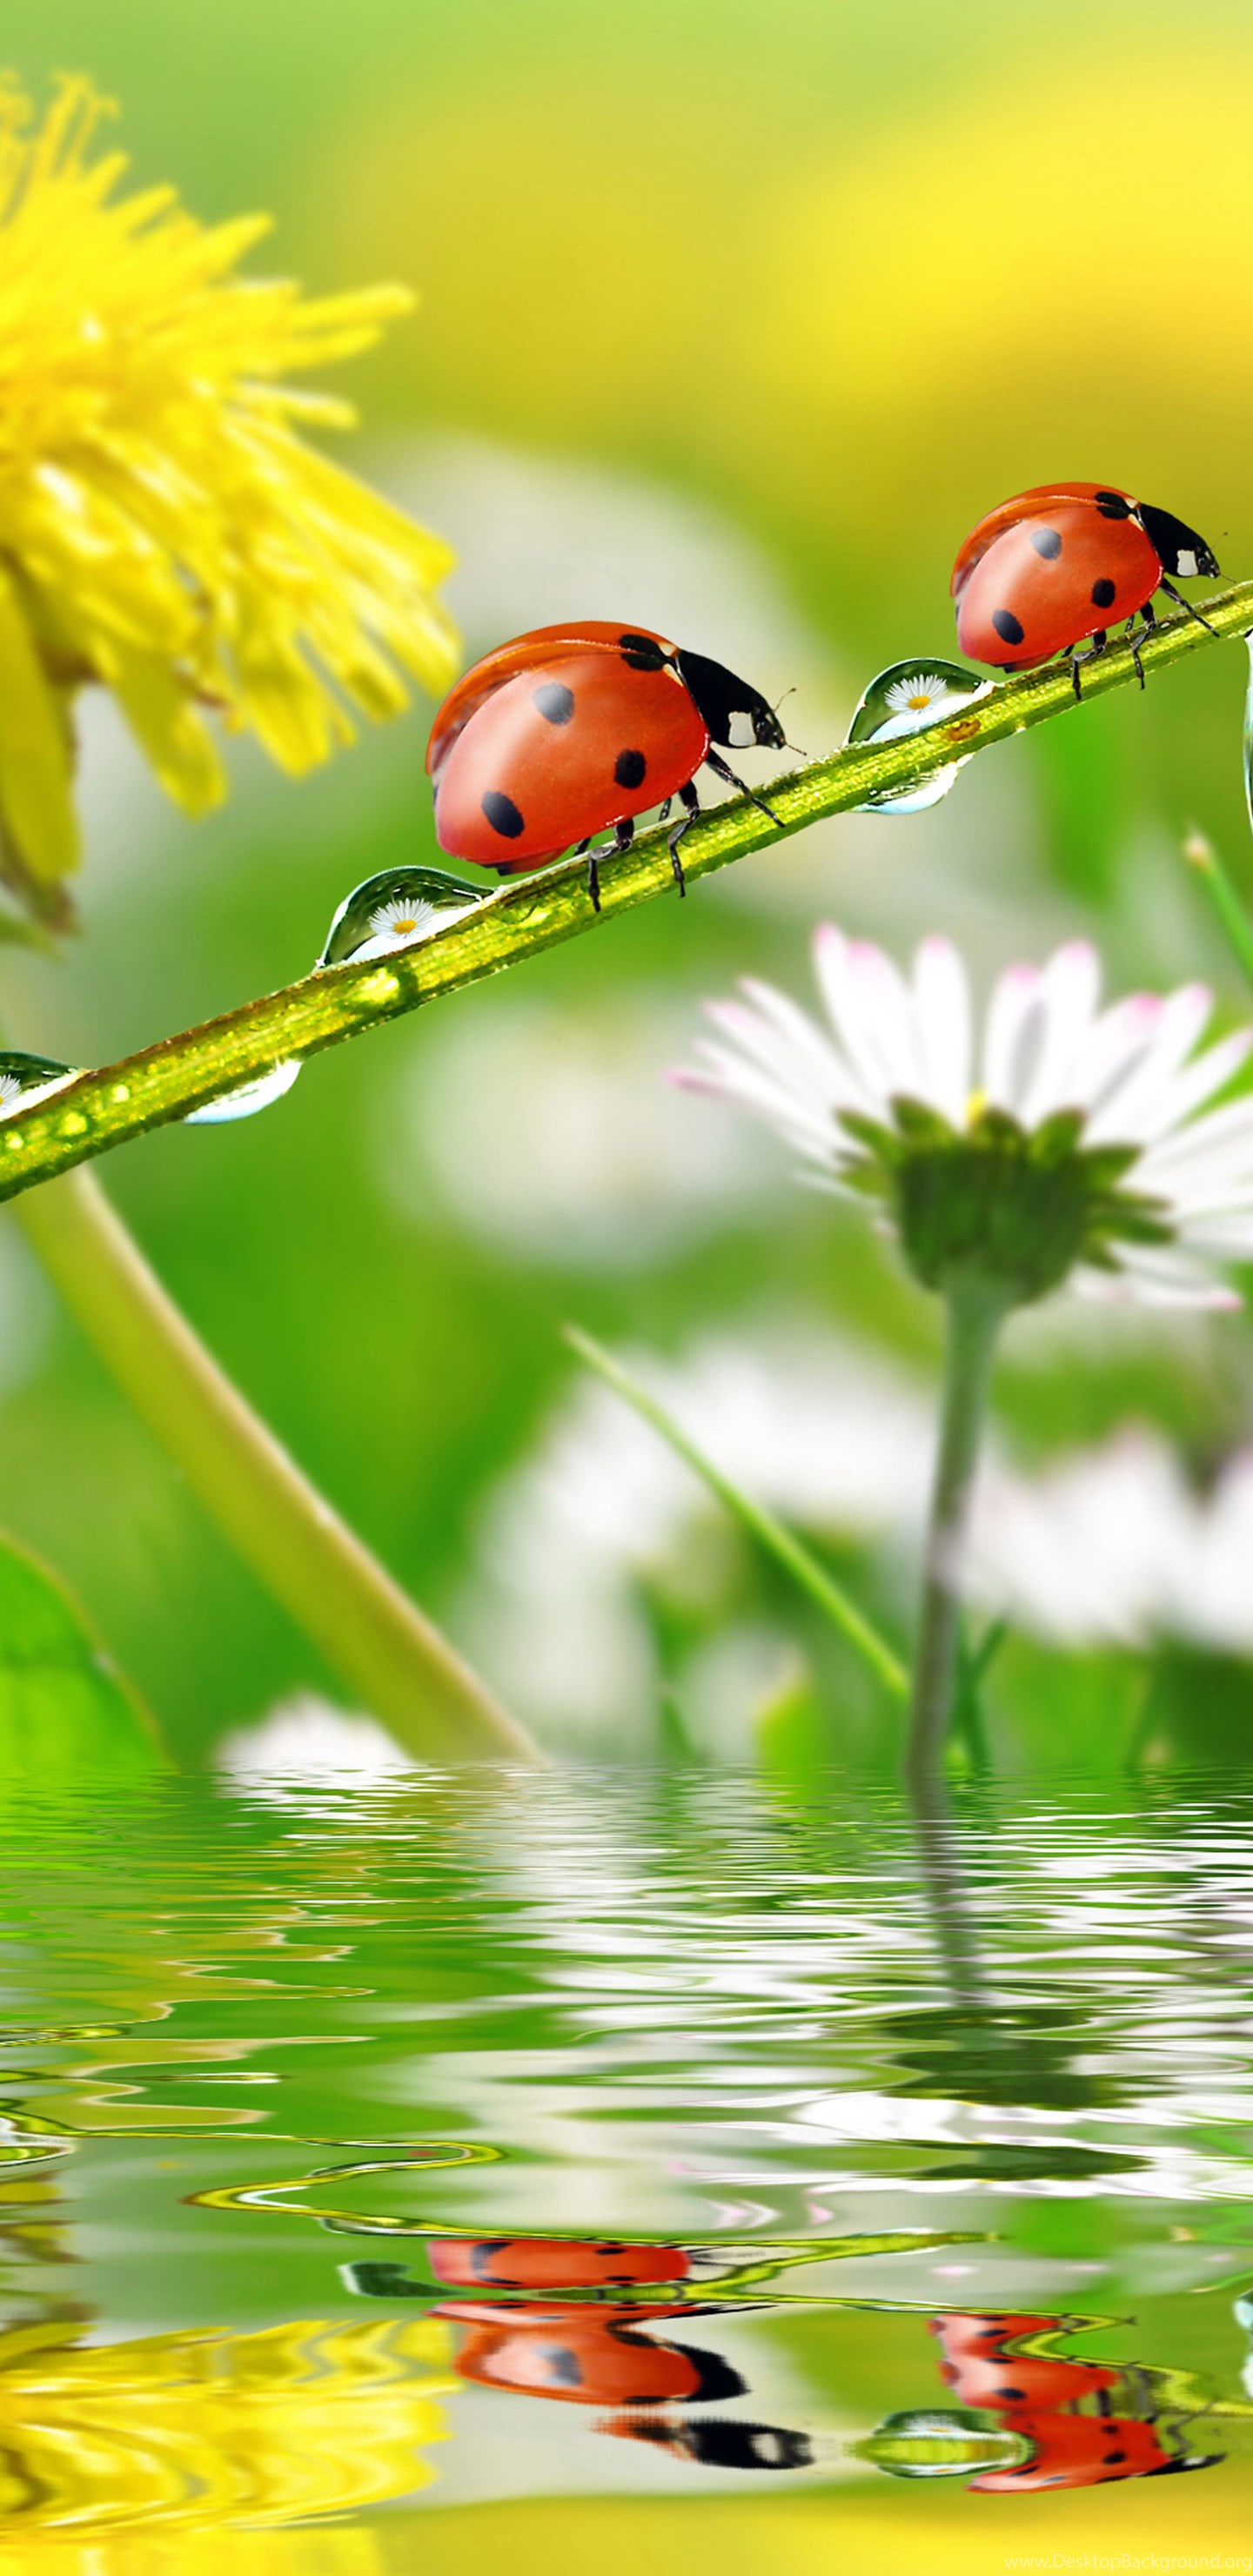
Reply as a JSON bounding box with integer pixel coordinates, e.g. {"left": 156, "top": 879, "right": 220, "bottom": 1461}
{"left": 4, "top": 0, "right": 1253, "bottom": 1770}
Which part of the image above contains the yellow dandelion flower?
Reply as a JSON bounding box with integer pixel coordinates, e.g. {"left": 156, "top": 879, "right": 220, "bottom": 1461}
{"left": 0, "top": 76, "right": 459, "bottom": 920}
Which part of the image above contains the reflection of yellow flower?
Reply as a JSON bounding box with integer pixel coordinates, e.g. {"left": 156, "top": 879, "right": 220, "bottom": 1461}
{"left": 0, "top": 2311, "right": 454, "bottom": 2543}
{"left": 0, "top": 77, "right": 457, "bottom": 917}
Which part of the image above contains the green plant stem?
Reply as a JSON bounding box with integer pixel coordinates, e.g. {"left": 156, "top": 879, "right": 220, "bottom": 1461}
{"left": 907, "top": 1283, "right": 1007, "bottom": 1793}
{"left": 566, "top": 1325, "right": 908, "bottom": 1701}
{"left": 1, "top": 580, "right": 1251, "bottom": 1204}
{"left": 1183, "top": 828, "right": 1253, "bottom": 996}
{"left": 14, "top": 1168, "right": 542, "bottom": 1766}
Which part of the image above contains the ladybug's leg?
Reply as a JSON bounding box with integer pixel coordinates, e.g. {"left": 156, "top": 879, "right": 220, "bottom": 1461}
{"left": 704, "top": 748, "right": 783, "bottom": 829}
{"left": 667, "top": 780, "right": 702, "bottom": 896}
{"left": 1069, "top": 629, "right": 1109, "bottom": 700}
{"left": 1125, "top": 602, "right": 1157, "bottom": 690}
{"left": 587, "top": 815, "right": 636, "bottom": 913}
{"left": 1158, "top": 577, "right": 1220, "bottom": 638}
{"left": 657, "top": 796, "right": 673, "bottom": 823}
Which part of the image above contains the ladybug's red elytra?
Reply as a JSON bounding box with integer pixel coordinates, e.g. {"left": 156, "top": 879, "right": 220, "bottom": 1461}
{"left": 437, "top": 2297, "right": 744, "bottom": 2408}
{"left": 427, "top": 2235, "right": 691, "bottom": 2294}
{"left": 951, "top": 484, "right": 1220, "bottom": 696}
{"left": 929, "top": 2311, "right": 1218, "bottom": 2492}
{"left": 425, "top": 621, "right": 786, "bottom": 909}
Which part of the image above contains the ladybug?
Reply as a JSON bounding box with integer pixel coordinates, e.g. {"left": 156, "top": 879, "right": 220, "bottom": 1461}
{"left": 929, "top": 2311, "right": 1120, "bottom": 2415}
{"left": 425, "top": 621, "right": 786, "bottom": 909}
{"left": 427, "top": 2235, "right": 691, "bottom": 2294}
{"left": 928, "top": 2312, "right": 1217, "bottom": 2492}
{"left": 951, "top": 484, "right": 1220, "bottom": 695}
{"left": 435, "top": 2296, "right": 744, "bottom": 2408}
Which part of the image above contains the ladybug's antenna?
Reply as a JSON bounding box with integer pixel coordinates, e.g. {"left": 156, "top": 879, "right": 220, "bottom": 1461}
{"left": 770, "top": 687, "right": 807, "bottom": 760}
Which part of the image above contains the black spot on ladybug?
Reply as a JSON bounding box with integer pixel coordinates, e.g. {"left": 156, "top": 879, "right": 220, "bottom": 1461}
{"left": 1030, "top": 527, "right": 1063, "bottom": 560}
{"left": 614, "top": 748, "right": 647, "bottom": 789}
{"left": 533, "top": 681, "right": 575, "bottom": 725}
{"left": 1096, "top": 490, "right": 1132, "bottom": 518}
{"left": 1091, "top": 577, "right": 1116, "bottom": 608}
{"left": 992, "top": 608, "right": 1026, "bottom": 646}
{"left": 481, "top": 790, "right": 525, "bottom": 840}
{"left": 1106, "top": 2450, "right": 1127, "bottom": 2464}
{"left": 619, "top": 633, "right": 667, "bottom": 671}
{"left": 539, "top": 2342, "right": 584, "bottom": 2386}
{"left": 995, "top": 2386, "right": 1027, "bottom": 2401}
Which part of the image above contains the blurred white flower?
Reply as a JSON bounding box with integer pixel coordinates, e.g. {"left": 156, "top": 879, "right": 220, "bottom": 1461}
{"left": 384, "top": 995, "right": 782, "bottom": 1266}
{"left": 218, "top": 1693, "right": 412, "bottom": 1781}
{"left": 459, "top": 1319, "right": 935, "bottom": 1747}
{"left": 678, "top": 929, "right": 1253, "bottom": 1309}
{"left": 969, "top": 1431, "right": 1190, "bottom": 1647}
{"left": 460, "top": 1320, "right": 1253, "bottom": 1748}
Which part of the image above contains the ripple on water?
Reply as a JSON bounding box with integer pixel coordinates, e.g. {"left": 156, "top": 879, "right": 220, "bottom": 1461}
{"left": 0, "top": 1769, "right": 1251, "bottom": 2544}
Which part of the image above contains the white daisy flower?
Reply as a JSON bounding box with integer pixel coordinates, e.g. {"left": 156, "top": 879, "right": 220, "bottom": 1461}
{"left": 677, "top": 929, "right": 1253, "bottom": 1311}
{"left": 0, "top": 1075, "right": 21, "bottom": 1114}
{"left": 352, "top": 894, "right": 475, "bottom": 962}
{"left": 882, "top": 669, "right": 958, "bottom": 723}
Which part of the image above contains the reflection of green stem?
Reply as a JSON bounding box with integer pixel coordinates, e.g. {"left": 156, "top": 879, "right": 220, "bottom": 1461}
{"left": 15, "top": 1169, "right": 542, "bottom": 1766}
{"left": 1183, "top": 828, "right": 1253, "bottom": 996}
{"left": 566, "top": 1325, "right": 908, "bottom": 1701}
{"left": 907, "top": 1283, "right": 1006, "bottom": 1792}
{"left": 3, "top": 582, "right": 1252, "bottom": 1204}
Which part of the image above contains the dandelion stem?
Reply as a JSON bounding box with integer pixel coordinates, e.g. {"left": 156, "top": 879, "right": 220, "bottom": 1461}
{"left": 907, "top": 1282, "right": 1006, "bottom": 1792}
{"left": 566, "top": 1325, "right": 908, "bottom": 1701}
{"left": 1, "top": 577, "right": 1252, "bottom": 1204}
{"left": 13, "top": 1168, "right": 543, "bottom": 1766}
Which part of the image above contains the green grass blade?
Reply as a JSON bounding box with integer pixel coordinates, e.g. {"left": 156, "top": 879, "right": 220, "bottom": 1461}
{"left": 1183, "top": 828, "right": 1253, "bottom": 996}
{"left": 565, "top": 1325, "right": 908, "bottom": 1701}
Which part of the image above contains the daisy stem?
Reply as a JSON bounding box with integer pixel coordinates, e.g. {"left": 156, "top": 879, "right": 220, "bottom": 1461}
{"left": 907, "top": 1281, "right": 1008, "bottom": 1794}
{"left": 565, "top": 1325, "right": 908, "bottom": 1701}
{"left": 12, "top": 1167, "right": 544, "bottom": 1767}
{"left": 3, "top": 576, "right": 1253, "bottom": 1205}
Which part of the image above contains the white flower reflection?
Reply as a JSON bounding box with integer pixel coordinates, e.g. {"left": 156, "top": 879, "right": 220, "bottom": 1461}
{"left": 677, "top": 929, "right": 1253, "bottom": 1309}
{"left": 881, "top": 670, "right": 958, "bottom": 722}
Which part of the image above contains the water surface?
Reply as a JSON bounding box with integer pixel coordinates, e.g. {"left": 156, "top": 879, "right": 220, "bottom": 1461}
{"left": 3, "top": 1768, "right": 1253, "bottom": 2573}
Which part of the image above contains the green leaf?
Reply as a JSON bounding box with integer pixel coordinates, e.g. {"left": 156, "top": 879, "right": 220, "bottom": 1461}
{"left": 0, "top": 1531, "right": 164, "bottom": 1774}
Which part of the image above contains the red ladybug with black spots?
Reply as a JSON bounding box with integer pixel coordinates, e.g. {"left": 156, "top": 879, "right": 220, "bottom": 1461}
{"left": 425, "top": 621, "right": 786, "bottom": 909}
{"left": 436, "top": 2296, "right": 745, "bottom": 2409}
{"left": 426, "top": 2235, "right": 692, "bottom": 2294}
{"left": 929, "top": 2311, "right": 1217, "bottom": 2492}
{"left": 951, "top": 484, "right": 1220, "bottom": 696}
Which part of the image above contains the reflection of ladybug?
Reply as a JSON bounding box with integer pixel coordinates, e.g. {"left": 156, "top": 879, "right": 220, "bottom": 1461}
{"left": 930, "top": 2311, "right": 1120, "bottom": 2413}
{"left": 439, "top": 2298, "right": 744, "bottom": 2407}
{"left": 951, "top": 486, "right": 1219, "bottom": 694}
{"left": 605, "top": 2415, "right": 814, "bottom": 2471}
{"left": 426, "top": 622, "right": 785, "bottom": 908}
{"left": 930, "top": 2313, "right": 1217, "bottom": 2493}
{"left": 428, "top": 2236, "right": 692, "bottom": 2293}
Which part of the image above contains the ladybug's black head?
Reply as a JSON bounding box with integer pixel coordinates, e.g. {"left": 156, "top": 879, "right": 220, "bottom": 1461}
{"left": 1136, "top": 502, "right": 1220, "bottom": 580}
{"left": 608, "top": 2415, "right": 813, "bottom": 2472}
{"left": 675, "top": 650, "right": 787, "bottom": 752}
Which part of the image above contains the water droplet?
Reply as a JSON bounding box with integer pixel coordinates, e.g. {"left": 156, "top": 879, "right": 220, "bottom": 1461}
{"left": 0, "top": 1052, "right": 77, "bottom": 1118}
{"left": 186, "top": 1060, "right": 303, "bottom": 1125}
{"left": 845, "top": 659, "right": 991, "bottom": 814}
{"left": 320, "top": 866, "right": 486, "bottom": 968}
